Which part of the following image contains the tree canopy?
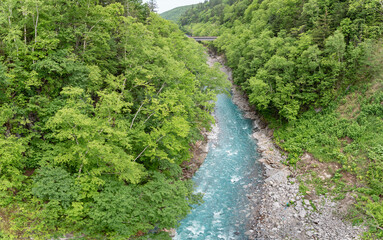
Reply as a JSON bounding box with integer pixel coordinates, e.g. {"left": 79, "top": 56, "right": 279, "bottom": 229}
{"left": 180, "top": 0, "right": 381, "bottom": 120}
{"left": 0, "top": 0, "right": 227, "bottom": 238}
{"left": 178, "top": 0, "right": 383, "bottom": 238}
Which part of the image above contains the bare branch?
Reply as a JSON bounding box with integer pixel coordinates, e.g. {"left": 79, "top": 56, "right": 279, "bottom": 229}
{"left": 156, "top": 82, "right": 166, "bottom": 96}
{"left": 143, "top": 111, "right": 155, "bottom": 124}
{"left": 83, "top": 18, "right": 104, "bottom": 52}
{"left": 130, "top": 83, "right": 165, "bottom": 129}
{"left": 130, "top": 101, "right": 144, "bottom": 129}
{"left": 142, "top": 83, "right": 165, "bottom": 124}
{"left": 77, "top": 164, "right": 83, "bottom": 178}
{"left": 120, "top": 78, "right": 127, "bottom": 96}
{"left": 134, "top": 135, "right": 165, "bottom": 162}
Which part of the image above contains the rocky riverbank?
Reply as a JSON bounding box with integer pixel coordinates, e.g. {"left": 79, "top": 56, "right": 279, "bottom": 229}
{"left": 208, "top": 53, "right": 366, "bottom": 240}
{"left": 181, "top": 129, "right": 210, "bottom": 179}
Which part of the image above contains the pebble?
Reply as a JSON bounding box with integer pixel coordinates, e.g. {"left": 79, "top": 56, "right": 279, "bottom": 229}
{"left": 272, "top": 202, "right": 280, "bottom": 209}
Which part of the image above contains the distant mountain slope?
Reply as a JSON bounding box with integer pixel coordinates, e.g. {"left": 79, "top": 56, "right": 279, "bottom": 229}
{"left": 160, "top": 4, "right": 195, "bottom": 22}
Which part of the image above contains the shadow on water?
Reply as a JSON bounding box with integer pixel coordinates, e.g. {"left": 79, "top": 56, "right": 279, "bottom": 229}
{"left": 174, "top": 93, "right": 264, "bottom": 240}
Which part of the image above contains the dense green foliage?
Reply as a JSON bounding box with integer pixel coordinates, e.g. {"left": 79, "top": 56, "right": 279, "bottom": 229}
{"left": 0, "top": 0, "right": 227, "bottom": 238}
{"left": 160, "top": 5, "right": 195, "bottom": 23}
{"left": 178, "top": 0, "right": 383, "bottom": 237}
{"left": 182, "top": 0, "right": 382, "bottom": 121}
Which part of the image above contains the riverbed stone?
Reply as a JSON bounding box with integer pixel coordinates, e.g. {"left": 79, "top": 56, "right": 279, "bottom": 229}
{"left": 264, "top": 169, "right": 289, "bottom": 184}
{"left": 272, "top": 202, "right": 280, "bottom": 209}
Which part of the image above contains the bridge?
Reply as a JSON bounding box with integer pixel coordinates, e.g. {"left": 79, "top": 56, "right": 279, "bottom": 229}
{"left": 188, "top": 36, "right": 217, "bottom": 41}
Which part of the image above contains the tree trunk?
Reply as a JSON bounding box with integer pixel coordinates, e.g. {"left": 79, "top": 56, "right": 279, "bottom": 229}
{"left": 32, "top": 3, "right": 39, "bottom": 63}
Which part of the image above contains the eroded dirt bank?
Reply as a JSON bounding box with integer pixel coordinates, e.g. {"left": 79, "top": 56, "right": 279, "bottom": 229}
{"left": 208, "top": 53, "right": 366, "bottom": 240}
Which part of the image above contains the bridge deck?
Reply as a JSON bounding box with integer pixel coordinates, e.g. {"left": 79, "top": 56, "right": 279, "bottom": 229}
{"left": 189, "top": 36, "right": 217, "bottom": 41}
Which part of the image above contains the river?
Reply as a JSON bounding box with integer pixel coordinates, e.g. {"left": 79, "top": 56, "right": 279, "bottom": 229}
{"left": 174, "top": 59, "right": 264, "bottom": 239}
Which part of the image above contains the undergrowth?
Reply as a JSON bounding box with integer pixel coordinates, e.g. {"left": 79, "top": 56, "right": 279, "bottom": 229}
{"left": 273, "top": 57, "right": 383, "bottom": 238}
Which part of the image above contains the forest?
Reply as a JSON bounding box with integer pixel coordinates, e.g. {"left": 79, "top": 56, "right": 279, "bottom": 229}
{"left": 160, "top": 5, "right": 195, "bottom": 23}
{"left": 2, "top": 0, "right": 383, "bottom": 238}
{"left": 178, "top": 0, "right": 383, "bottom": 238}
{"left": 0, "top": 0, "right": 228, "bottom": 239}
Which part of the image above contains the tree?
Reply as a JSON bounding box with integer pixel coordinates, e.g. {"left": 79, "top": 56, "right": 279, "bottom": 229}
{"left": 147, "top": 0, "right": 157, "bottom": 12}
{"left": 0, "top": 1, "right": 228, "bottom": 238}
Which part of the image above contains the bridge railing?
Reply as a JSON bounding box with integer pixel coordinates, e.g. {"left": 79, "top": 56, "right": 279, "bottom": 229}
{"left": 188, "top": 36, "right": 217, "bottom": 41}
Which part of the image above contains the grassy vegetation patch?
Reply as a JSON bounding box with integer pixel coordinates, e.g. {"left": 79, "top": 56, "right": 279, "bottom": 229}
{"left": 274, "top": 70, "right": 383, "bottom": 238}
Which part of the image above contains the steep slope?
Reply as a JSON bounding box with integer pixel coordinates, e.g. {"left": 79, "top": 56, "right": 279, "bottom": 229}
{"left": 0, "top": 0, "right": 227, "bottom": 239}
{"left": 160, "top": 4, "right": 195, "bottom": 22}
{"left": 178, "top": 0, "right": 383, "bottom": 238}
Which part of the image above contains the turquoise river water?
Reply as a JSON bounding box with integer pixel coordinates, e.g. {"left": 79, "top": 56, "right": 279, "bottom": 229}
{"left": 174, "top": 93, "right": 264, "bottom": 240}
